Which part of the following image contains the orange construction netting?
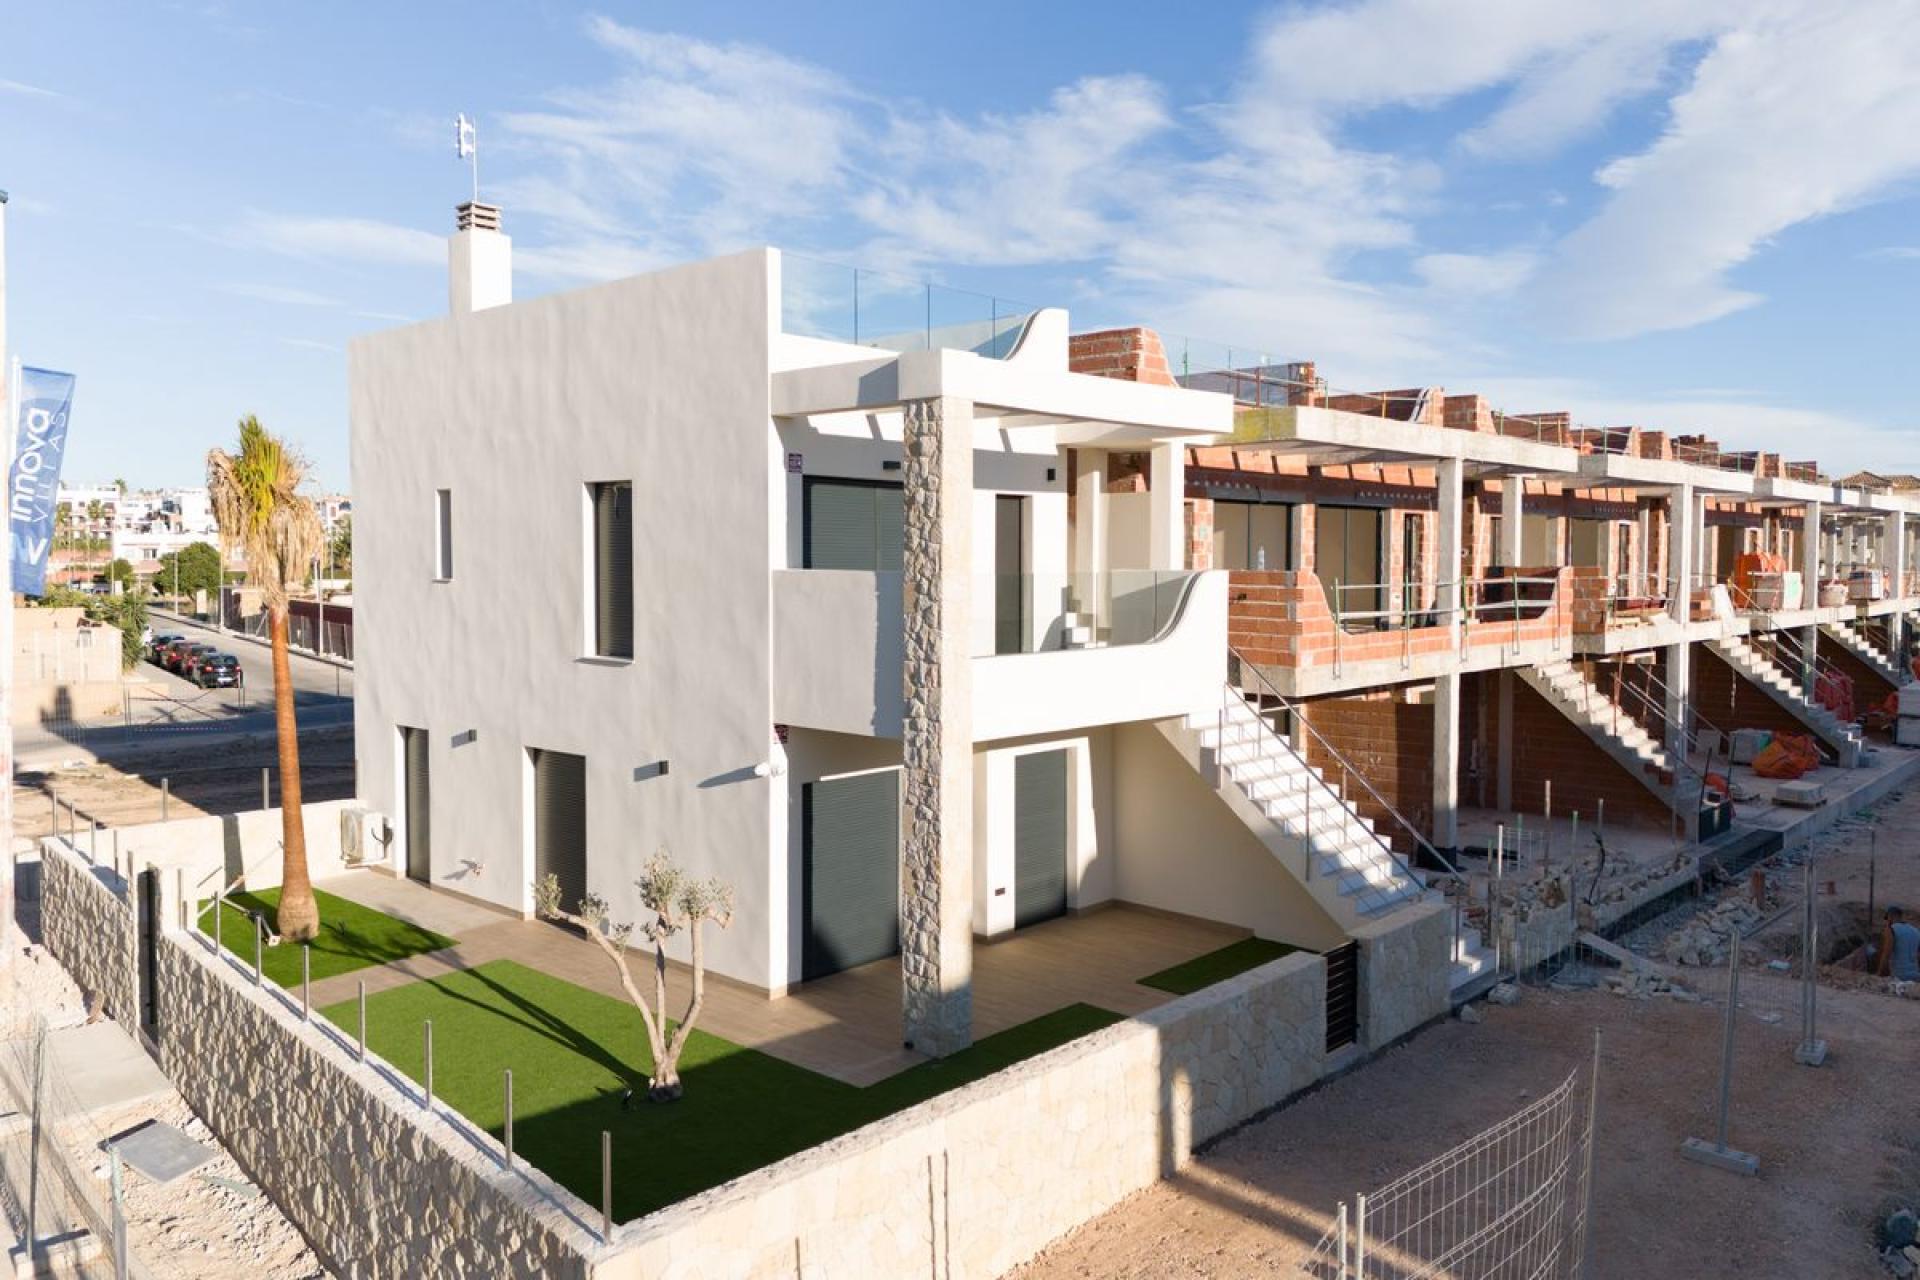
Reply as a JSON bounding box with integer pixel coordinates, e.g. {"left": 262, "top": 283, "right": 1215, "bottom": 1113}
{"left": 1752, "top": 733, "right": 1821, "bottom": 780}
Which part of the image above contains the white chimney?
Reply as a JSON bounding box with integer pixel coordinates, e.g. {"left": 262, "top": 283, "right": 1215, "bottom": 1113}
{"left": 449, "top": 201, "right": 510, "bottom": 315}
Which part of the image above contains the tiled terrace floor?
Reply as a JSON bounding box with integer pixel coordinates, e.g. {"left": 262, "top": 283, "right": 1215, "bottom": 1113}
{"left": 304, "top": 873, "right": 1250, "bottom": 1086}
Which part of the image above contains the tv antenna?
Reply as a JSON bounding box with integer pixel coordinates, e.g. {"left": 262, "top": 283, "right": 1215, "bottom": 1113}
{"left": 455, "top": 112, "right": 478, "bottom": 203}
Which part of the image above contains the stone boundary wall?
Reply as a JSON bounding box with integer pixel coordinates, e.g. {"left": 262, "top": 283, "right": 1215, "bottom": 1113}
{"left": 38, "top": 829, "right": 1460, "bottom": 1280}
{"left": 39, "top": 837, "right": 138, "bottom": 1021}
{"left": 1352, "top": 899, "right": 1452, "bottom": 1051}
{"left": 597, "top": 950, "right": 1329, "bottom": 1280}
{"left": 152, "top": 926, "right": 607, "bottom": 1279}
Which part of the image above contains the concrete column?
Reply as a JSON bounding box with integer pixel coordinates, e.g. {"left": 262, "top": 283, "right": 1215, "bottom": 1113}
{"left": 901, "top": 395, "right": 974, "bottom": 1057}
{"left": 1437, "top": 458, "right": 1464, "bottom": 643}
{"left": 1072, "top": 450, "right": 1108, "bottom": 609}
{"left": 1499, "top": 475, "right": 1524, "bottom": 567}
{"left": 1667, "top": 483, "right": 1695, "bottom": 624}
{"left": 1663, "top": 639, "right": 1692, "bottom": 758}
{"left": 1148, "top": 440, "right": 1185, "bottom": 571}
{"left": 1888, "top": 512, "right": 1908, "bottom": 653}
{"left": 1801, "top": 501, "right": 1822, "bottom": 608}
{"left": 1432, "top": 673, "right": 1462, "bottom": 854}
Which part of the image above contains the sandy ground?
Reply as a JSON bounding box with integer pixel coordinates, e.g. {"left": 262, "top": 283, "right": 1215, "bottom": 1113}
{"left": 1015, "top": 792, "right": 1920, "bottom": 1280}
{"left": 3, "top": 872, "right": 329, "bottom": 1278}
{"left": 10, "top": 727, "right": 355, "bottom": 842}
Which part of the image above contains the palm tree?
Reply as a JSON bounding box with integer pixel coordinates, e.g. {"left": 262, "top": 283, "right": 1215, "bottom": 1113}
{"left": 207, "top": 417, "right": 326, "bottom": 941}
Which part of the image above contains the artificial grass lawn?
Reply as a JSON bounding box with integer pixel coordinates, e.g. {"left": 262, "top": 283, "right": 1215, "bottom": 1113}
{"left": 196, "top": 886, "right": 457, "bottom": 987}
{"left": 320, "top": 959, "right": 1119, "bottom": 1221}
{"left": 1137, "top": 937, "right": 1300, "bottom": 995}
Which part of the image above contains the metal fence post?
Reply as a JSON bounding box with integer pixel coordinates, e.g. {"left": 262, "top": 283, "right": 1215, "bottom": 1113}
{"left": 161, "top": 777, "right": 170, "bottom": 822}
{"left": 357, "top": 981, "right": 367, "bottom": 1062}
{"left": 1337, "top": 1200, "right": 1349, "bottom": 1280}
{"left": 111, "top": 1145, "right": 129, "bottom": 1278}
{"left": 261, "top": 767, "right": 270, "bottom": 812}
{"left": 504, "top": 1069, "right": 514, "bottom": 1168}
{"left": 602, "top": 1130, "right": 614, "bottom": 1241}
{"left": 176, "top": 868, "right": 186, "bottom": 932}
{"left": 252, "top": 915, "right": 263, "bottom": 986}
{"left": 1355, "top": 1191, "right": 1367, "bottom": 1280}
{"left": 423, "top": 1021, "right": 434, "bottom": 1108}
{"left": 301, "top": 945, "right": 311, "bottom": 1021}
{"left": 1577, "top": 1028, "right": 1602, "bottom": 1278}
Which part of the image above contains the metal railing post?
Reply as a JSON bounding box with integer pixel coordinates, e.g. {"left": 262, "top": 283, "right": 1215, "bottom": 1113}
{"left": 161, "top": 777, "right": 170, "bottom": 822}
{"left": 252, "top": 915, "right": 263, "bottom": 985}
{"left": 357, "top": 981, "right": 367, "bottom": 1062}
{"left": 1337, "top": 1200, "right": 1349, "bottom": 1280}
{"left": 423, "top": 1021, "right": 434, "bottom": 1109}
{"left": 602, "top": 1131, "right": 614, "bottom": 1241}
{"left": 301, "top": 945, "right": 311, "bottom": 1021}
{"left": 261, "top": 767, "right": 270, "bottom": 812}
{"left": 504, "top": 1070, "right": 515, "bottom": 1167}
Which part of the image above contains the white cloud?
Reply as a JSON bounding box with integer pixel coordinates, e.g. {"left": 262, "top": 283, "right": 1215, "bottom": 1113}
{"left": 216, "top": 281, "right": 341, "bottom": 307}
{"left": 277, "top": 337, "right": 341, "bottom": 354}
{"left": 1863, "top": 246, "right": 1920, "bottom": 262}
{"left": 236, "top": 211, "right": 442, "bottom": 268}
{"left": 0, "top": 78, "right": 62, "bottom": 99}
{"left": 1538, "top": 3, "right": 1920, "bottom": 337}
{"left": 1414, "top": 250, "right": 1539, "bottom": 298}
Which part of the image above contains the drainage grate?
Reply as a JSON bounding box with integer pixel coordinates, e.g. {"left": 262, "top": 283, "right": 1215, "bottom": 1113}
{"left": 1324, "top": 942, "right": 1359, "bottom": 1053}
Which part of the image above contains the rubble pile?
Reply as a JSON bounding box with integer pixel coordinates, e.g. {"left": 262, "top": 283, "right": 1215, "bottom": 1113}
{"left": 1663, "top": 898, "right": 1766, "bottom": 966}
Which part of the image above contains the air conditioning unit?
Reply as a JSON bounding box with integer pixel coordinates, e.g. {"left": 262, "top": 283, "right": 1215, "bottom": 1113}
{"left": 340, "top": 806, "right": 387, "bottom": 866}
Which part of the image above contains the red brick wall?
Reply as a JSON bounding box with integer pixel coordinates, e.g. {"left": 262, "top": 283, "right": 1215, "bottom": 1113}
{"left": 1506, "top": 677, "right": 1672, "bottom": 828}
{"left": 1300, "top": 689, "right": 1434, "bottom": 853}
{"left": 1186, "top": 498, "right": 1214, "bottom": 571}
{"left": 1067, "top": 328, "right": 1176, "bottom": 387}
{"left": 1817, "top": 632, "right": 1901, "bottom": 698}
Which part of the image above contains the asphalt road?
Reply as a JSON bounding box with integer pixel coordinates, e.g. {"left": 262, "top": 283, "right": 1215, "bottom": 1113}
{"left": 146, "top": 609, "right": 353, "bottom": 708}
{"left": 13, "top": 611, "right": 354, "bottom": 766}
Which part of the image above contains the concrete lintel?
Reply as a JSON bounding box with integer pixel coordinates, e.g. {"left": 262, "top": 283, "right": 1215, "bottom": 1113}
{"left": 1230, "top": 405, "right": 1580, "bottom": 474}
{"left": 771, "top": 346, "right": 1231, "bottom": 436}
{"left": 1579, "top": 452, "right": 1756, "bottom": 497}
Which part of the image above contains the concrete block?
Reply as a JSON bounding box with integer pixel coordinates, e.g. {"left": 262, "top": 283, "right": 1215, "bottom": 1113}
{"left": 1680, "top": 1137, "right": 1759, "bottom": 1176}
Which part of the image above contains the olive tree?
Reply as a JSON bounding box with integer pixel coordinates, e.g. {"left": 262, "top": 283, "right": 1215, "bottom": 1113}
{"left": 534, "top": 851, "right": 734, "bottom": 1102}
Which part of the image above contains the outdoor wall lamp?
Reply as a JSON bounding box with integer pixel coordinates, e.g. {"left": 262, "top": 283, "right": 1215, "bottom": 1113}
{"left": 752, "top": 761, "right": 787, "bottom": 779}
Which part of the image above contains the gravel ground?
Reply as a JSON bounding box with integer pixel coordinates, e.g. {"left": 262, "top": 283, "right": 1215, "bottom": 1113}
{"left": 1013, "top": 790, "right": 1920, "bottom": 1280}
{"left": 3, "top": 872, "right": 329, "bottom": 1279}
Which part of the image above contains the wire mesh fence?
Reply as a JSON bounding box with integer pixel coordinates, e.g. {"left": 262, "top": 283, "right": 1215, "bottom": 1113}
{"left": 0, "top": 1013, "right": 166, "bottom": 1279}
{"left": 1296, "top": 1038, "right": 1599, "bottom": 1279}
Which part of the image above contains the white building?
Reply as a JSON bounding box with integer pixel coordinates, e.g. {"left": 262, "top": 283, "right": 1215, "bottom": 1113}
{"left": 348, "top": 205, "right": 1399, "bottom": 1051}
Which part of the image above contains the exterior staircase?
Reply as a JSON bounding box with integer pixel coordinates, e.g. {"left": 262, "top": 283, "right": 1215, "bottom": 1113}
{"left": 1822, "top": 620, "right": 1910, "bottom": 687}
{"left": 1517, "top": 661, "right": 1705, "bottom": 817}
{"left": 1159, "top": 690, "right": 1496, "bottom": 992}
{"left": 1707, "top": 637, "right": 1863, "bottom": 766}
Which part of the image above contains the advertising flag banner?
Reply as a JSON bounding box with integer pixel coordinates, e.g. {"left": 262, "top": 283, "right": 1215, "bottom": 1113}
{"left": 9, "top": 366, "right": 76, "bottom": 597}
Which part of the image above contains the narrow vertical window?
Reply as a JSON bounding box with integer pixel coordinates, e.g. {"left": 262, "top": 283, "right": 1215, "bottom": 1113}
{"left": 591, "top": 481, "right": 634, "bottom": 659}
{"left": 435, "top": 489, "right": 453, "bottom": 580}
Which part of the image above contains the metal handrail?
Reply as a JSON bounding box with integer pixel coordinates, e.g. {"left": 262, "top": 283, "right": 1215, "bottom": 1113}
{"left": 1228, "top": 645, "right": 1465, "bottom": 886}
{"left": 1325, "top": 574, "right": 1561, "bottom": 631}
{"left": 1760, "top": 625, "right": 1851, "bottom": 693}
{"left": 1590, "top": 660, "right": 1723, "bottom": 783}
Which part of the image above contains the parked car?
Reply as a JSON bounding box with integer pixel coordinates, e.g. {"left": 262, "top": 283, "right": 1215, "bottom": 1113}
{"left": 179, "top": 644, "right": 219, "bottom": 680}
{"left": 162, "top": 638, "right": 198, "bottom": 672}
{"left": 149, "top": 632, "right": 183, "bottom": 664}
{"left": 193, "top": 653, "right": 244, "bottom": 689}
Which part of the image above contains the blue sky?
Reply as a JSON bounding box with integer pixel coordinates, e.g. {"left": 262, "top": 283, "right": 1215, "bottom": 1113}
{"left": 7, "top": 1, "right": 1920, "bottom": 491}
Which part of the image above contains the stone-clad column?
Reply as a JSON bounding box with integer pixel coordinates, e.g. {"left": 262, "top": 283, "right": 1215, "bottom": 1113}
{"left": 901, "top": 395, "right": 974, "bottom": 1057}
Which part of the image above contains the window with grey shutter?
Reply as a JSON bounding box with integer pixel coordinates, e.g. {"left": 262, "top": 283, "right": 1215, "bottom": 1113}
{"left": 803, "top": 479, "right": 905, "bottom": 570}
{"left": 1013, "top": 749, "right": 1069, "bottom": 927}
{"left": 434, "top": 489, "right": 453, "bottom": 580}
{"left": 533, "top": 749, "right": 589, "bottom": 912}
{"left": 591, "top": 481, "right": 633, "bottom": 659}
{"left": 801, "top": 770, "right": 901, "bottom": 980}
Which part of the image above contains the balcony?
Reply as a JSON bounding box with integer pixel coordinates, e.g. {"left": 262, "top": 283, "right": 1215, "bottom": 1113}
{"left": 1227, "top": 567, "right": 1572, "bottom": 694}
{"left": 771, "top": 569, "right": 1227, "bottom": 740}
{"left": 780, "top": 253, "right": 1037, "bottom": 360}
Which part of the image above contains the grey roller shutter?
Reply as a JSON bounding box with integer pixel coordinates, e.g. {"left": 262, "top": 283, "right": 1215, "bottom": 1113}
{"left": 593, "top": 482, "right": 634, "bottom": 659}
{"left": 1013, "top": 749, "right": 1068, "bottom": 927}
{"left": 403, "top": 726, "right": 430, "bottom": 883}
{"left": 802, "top": 770, "right": 901, "bottom": 980}
{"left": 534, "top": 750, "right": 589, "bottom": 912}
{"left": 804, "top": 480, "right": 904, "bottom": 571}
